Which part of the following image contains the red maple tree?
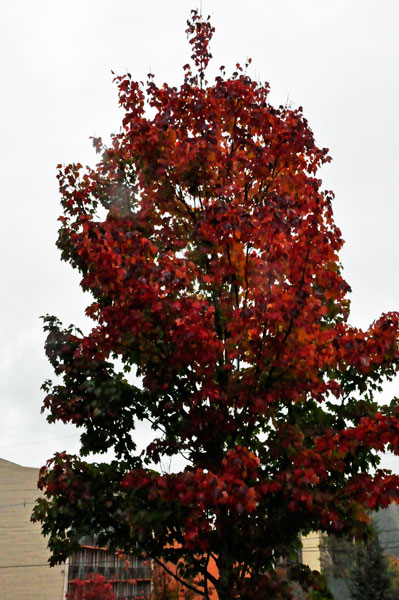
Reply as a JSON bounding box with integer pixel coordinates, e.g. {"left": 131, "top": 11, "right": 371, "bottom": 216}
{"left": 65, "top": 573, "right": 116, "bottom": 600}
{"left": 33, "top": 10, "right": 399, "bottom": 600}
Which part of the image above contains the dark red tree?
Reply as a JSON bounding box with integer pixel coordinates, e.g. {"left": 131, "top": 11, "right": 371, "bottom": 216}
{"left": 33, "top": 10, "right": 399, "bottom": 600}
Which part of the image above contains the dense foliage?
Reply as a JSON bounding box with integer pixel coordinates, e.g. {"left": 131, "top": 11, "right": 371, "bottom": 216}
{"left": 65, "top": 573, "right": 116, "bottom": 600}
{"left": 33, "top": 10, "right": 399, "bottom": 600}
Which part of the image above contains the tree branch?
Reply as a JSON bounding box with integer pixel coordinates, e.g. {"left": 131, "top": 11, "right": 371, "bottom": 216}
{"left": 149, "top": 554, "right": 205, "bottom": 596}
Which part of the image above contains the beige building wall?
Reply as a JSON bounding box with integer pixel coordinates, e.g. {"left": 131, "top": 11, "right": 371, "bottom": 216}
{"left": 302, "top": 531, "right": 322, "bottom": 572}
{"left": 0, "top": 458, "right": 66, "bottom": 600}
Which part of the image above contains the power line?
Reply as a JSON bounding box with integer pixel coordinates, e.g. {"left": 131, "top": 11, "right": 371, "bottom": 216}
{"left": 0, "top": 560, "right": 147, "bottom": 569}
{"left": 0, "top": 500, "right": 36, "bottom": 511}
{"left": 305, "top": 526, "right": 399, "bottom": 542}
{"left": 0, "top": 434, "right": 79, "bottom": 450}
{"left": 0, "top": 563, "right": 56, "bottom": 569}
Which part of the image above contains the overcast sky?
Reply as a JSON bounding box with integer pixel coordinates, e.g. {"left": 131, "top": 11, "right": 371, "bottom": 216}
{"left": 1, "top": 0, "right": 399, "bottom": 471}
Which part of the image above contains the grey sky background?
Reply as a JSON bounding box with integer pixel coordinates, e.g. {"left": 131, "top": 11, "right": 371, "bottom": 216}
{"left": 1, "top": 0, "right": 399, "bottom": 471}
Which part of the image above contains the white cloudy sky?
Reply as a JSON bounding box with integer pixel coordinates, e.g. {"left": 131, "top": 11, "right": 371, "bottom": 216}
{"left": 1, "top": 0, "right": 399, "bottom": 470}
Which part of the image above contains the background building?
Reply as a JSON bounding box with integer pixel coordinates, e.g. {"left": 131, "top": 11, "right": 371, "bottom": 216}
{"left": 67, "top": 536, "right": 152, "bottom": 599}
{"left": 0, "top": 457, "right": 65, "bottom": 600}
{"left": 0, "top": 458, "right": 152, "bottom": 600}
{"left": 302, "top": 531, "right": 322, "bottom": 572}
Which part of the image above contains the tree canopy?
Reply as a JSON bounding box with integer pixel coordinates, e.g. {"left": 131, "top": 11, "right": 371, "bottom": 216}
{"left": 33, "top": 10, "right": 399, "bottom": 600}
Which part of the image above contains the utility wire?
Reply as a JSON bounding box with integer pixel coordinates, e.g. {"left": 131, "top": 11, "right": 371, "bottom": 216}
{"left": 0, "top": 561, "right": 149, "bottom": 569}
{"left": 0, "top": 563, "right": 56, "bottom": 569}
{"left": 0, "top": 500, "right": 36, "bottom": 510}
{"left": 305, "top": 526, "right": 399, "bottom": 541}
{"left": 0, "top": 434, "right": 79, "bottom": 450}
